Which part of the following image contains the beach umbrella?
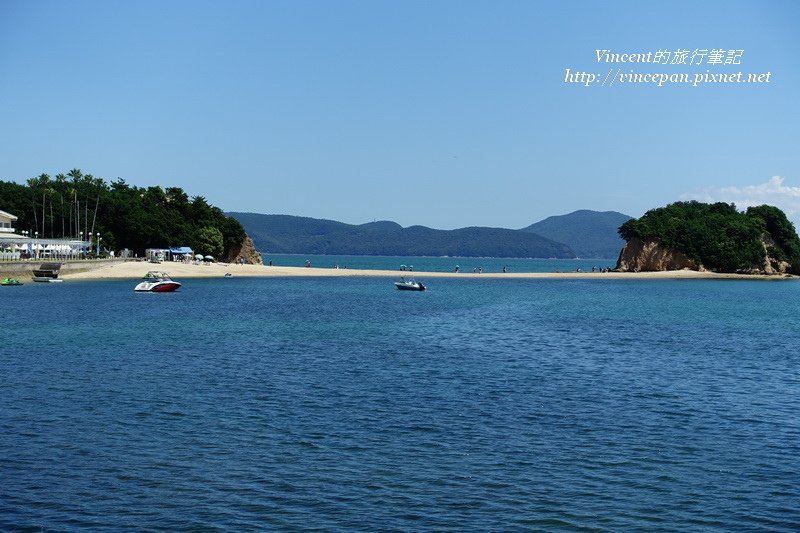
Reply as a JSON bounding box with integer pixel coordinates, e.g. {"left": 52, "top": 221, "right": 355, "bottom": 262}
{"left": 195, "top": 254, "right": 204, "bottom": 261}
{"left": 204, "top": 255, "right": 214, "bottom": 262}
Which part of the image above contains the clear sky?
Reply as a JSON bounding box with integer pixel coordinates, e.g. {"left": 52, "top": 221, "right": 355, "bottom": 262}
{"left": 1, "top": 0, "right": 798, "bottom": 229}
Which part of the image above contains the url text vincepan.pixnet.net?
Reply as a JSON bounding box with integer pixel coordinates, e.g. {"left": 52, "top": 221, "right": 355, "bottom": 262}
{"left": 564, "top": 49, "right": 772, "bottom": 87}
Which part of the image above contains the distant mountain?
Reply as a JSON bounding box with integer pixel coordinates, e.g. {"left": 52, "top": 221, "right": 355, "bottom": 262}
{"left": 522, "top": 210, "right": 633, "bottom": 259}
{"left": 229, "top": 213, "right": 576, "bottom": 258}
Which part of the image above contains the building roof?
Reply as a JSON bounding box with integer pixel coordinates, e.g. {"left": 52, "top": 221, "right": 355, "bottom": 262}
{"left": 0, "top": 209, "right": 18, "bottom": 221}
{"left": 169, "top": 246, "right": 194, "bottom": 254}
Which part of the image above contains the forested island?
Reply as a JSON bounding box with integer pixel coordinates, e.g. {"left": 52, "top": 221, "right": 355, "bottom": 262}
{"left": 617, "top": 201, "right": 800, "bottom": 274}
{"left": 228, "top": 211, "right": 633, "bottom": 259}
{"left": 0, "top": 170, "right": 248, "bottom": 260}
{"left": 229, "top": 212, "right": 577, "bottom": 258}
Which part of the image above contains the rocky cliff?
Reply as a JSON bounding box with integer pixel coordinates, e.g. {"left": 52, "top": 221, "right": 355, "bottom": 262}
{"left": 617, "top": 236, "right": 792, "bottom": 274}
{"left": 225, "top": 235, "right": 262, "bottom": 265}
{"left": 615, "top": 238, "right": 700, "bottom": 272}
{"left": 760, "top": 236, "right": 792, "bottom": 274}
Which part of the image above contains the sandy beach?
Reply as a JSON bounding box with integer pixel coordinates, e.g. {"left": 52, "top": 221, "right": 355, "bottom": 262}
{"left": 57, "top": 260, "right": 796, "bottom": 281}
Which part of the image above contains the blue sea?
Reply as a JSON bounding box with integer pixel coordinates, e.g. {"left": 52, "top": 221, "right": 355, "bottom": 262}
{"left": 2, "top": 273, "right": 799, "bottom": 531}
{"left": 263, "top": 254, "right": 617, "bottom": 273}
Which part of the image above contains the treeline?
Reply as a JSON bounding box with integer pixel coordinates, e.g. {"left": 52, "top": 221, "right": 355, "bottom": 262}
{"left": 619, "top": 201, "right": 800, "bottom": 273}
{"left": 0, "top": 169, "right": 246, "bottom": 258}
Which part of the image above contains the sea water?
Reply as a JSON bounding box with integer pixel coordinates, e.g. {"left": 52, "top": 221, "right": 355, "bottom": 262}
{"left": 1, "top": 276, "right": 799, "bottom": 531}
{"left": 263, "top": 254, "right": 616, "bottom": 273}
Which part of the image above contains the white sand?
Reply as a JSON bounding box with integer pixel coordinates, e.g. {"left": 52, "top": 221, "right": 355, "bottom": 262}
{"left": 60, "top": 260, "right": 793, "bottom": 281}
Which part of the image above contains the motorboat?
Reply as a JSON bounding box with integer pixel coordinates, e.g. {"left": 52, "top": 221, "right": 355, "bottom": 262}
{"left": 134, "top": 271, "right": 182, "bottom": 292}
{"left": 32, "top": 262, "right": 61, "bottom": 282}
{"left": 394, "top": 278, "right": 426, "bottom": 291}
{"left": 1, "top": 277, "right": 23, "bottom": 286}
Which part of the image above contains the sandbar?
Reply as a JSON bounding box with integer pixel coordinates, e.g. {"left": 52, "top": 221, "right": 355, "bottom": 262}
{"left": 59, "top": 260, "right": 795, "bottom": 281}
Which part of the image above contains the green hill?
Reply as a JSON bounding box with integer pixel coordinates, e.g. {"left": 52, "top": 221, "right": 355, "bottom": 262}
{"left": 521, "top": 210, "right": 633, "bottom": 259}
{"left": 229, "top": 213, "right": 576, "bottom": 258}
{"left": 619, "top": 201, "right": 800, "bottom": 273}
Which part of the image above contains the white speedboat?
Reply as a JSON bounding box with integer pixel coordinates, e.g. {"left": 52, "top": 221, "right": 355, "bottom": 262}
{"left": 394, "top": 278, "right": 426, "bottom": 291}
{"left": 134, "top": 271, "right": 182, "bottom": 292}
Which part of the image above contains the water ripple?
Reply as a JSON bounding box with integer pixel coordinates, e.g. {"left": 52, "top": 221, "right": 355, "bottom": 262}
{"left": 1, "top": 277, "right": 799, "bottom": 531}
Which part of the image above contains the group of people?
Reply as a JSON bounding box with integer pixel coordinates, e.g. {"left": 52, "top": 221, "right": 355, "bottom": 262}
{"left": 576, "top": 266, "right": 613, "bottom": 273}
{"left": 452, "top": 265, "right": 508, "bottom": 273}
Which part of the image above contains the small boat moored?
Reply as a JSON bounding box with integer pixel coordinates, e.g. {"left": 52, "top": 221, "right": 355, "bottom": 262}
{"left": 32, "top": 262, "right": 62, "bottom": 282}
{"left": 134, "top": 271, "right": 182, "bottom": 292}
{"left": 394, "top": 277, "right": 426, "bottom": 291}
{"left": 1, "top": 277, "right": 23, "bottom": 286}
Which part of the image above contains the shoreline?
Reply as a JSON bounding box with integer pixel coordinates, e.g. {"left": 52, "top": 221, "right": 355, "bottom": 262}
{"left": 55, "top": 260, "right": 797, "bottom": 281}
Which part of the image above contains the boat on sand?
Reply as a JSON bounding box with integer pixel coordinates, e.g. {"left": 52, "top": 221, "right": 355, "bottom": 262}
{"left": 32, "top": 262, "right": 62, "bottom": 282}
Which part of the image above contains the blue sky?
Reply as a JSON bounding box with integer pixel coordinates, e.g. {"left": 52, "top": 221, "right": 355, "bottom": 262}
{"left": 1, "top": 0, "right": 798, "bottom": 229}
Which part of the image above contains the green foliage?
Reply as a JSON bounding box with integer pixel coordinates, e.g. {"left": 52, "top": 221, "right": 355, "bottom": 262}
{"left": 195, "top": 226, "right": 224, "bottom": 257}
{"left": 0, "top": 170, "right": 247, "bottom": 258}
{"left": 745, "top": 204, "right": 800, "bottom": 274}
{"left": 619, "top": 201, "right": 800, "bottom": 273}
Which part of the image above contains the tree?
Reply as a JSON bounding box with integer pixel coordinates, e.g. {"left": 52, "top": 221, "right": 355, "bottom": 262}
{"left": 0, "top": 170, "right": 248, "bottom": 258}
{"left": 195, "top": 226, "right": 224, "bottom": 257}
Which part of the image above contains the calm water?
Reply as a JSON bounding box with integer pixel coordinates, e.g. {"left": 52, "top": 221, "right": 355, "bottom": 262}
{"left": 264, "top": 254, "right": 617, "bottom": 273}
{"left": 2, "top": 276, "right": 799, "bottom": 531}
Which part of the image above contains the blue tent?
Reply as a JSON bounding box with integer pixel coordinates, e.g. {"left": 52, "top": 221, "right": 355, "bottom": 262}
{"left": 169, "top": 247, "right": 194, "bottom": 260}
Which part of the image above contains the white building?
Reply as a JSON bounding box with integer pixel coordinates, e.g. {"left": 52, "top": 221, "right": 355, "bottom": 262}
{"left": 0, "top": 209, "right": 90, "bottom": 260}
{"left": 0, "top": 209, "right": 17, "bottom": 233}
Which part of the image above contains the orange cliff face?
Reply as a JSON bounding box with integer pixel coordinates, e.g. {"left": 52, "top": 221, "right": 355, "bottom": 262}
{"left": 226, "top": 235, "right": 263, "bottom": 265}
{"left": 616, "top": 236, "right": 795, "bottom": 275}
{"left": 615, "top": 237, "right": 700, "bottom": 272}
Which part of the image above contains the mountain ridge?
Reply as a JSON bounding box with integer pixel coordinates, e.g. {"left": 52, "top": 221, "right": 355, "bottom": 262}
{"left": 521, "top": 209, "right": 633, "bottom": 259}
{"left": 229, "top": 212, "right": 578, "bottom": 258}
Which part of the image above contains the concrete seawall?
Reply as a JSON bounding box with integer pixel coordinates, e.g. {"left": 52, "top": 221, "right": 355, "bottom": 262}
{"left": 0, "top": 259, "right": 134, "bottom": 279}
